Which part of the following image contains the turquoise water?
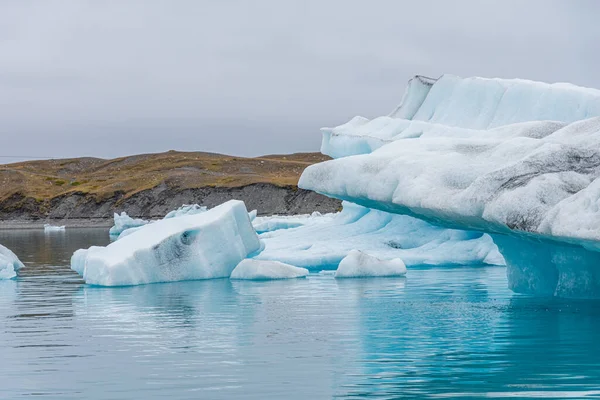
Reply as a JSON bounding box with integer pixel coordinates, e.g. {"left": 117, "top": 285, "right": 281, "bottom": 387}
{"left": 1, "top": 229, "right": 600, "bottom": 399}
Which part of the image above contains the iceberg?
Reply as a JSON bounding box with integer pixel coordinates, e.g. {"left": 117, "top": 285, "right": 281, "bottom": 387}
{"left": 230, "top": 259, "right": 309, "bottom": 280}
{"left": 0, "top": 244, "right": 24, "bottom": 279}
{"left": 44, "top": 224, "right": 65, "bottom": 232}
{"left": 252, "top": 211, "right": 335, "bottom": 234}
{"left": 72, "top": 200, "right": 261, "bottom": 286}
{"left": 335, "top": 250, "right": 406, "bottom": 278}
{"left": 300, "top": 74, "right": 600, "bottom": 297}
{"left": 255, "top": 201, "right": 503, "bottom": 270}
{"left": 111, "top": 204, "right": 208, "bottom": 239}
{"left": 109, "top": 212, "right": 148, "bottom": 237}
{"left": 163, "top": 204, "right": 207, "bottom": 219}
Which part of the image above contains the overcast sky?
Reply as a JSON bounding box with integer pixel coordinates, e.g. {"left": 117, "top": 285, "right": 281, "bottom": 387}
{"left": 1, "top": 0, "right": 599, "bottom": 163}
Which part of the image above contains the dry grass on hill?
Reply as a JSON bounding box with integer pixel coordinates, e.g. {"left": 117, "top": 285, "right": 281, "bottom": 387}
{"left": 0, "top": 151, "right": 330, "bottom": 201}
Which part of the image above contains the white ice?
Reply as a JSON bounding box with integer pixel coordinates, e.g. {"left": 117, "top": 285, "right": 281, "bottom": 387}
{"left": 72, "top": 200, "right": 261, "bottom": 286}
{"left": 44, "top": 224, "right": 65, "bottom": 232}
{"left": 230, "top": 259, "right": 309, "bottom": 280}
{"left": 109, "top": 212, "right": 148, "bottom": 237}
{"left": 335, "top": 250, "right": 406, "bottom": 278}
{"left": 301, "top": 75, "right": 600, "bottom": 243}
{"left": 252, "top": 211, "right": 335, "bottom": 233}
{"left": 300, "top": 74, "right": 600, "bottom": 297}
{"left": 112, "top": 204, "right": 208, "bottom": 239}
{"left": 254, "top": 201, "right": 503, "bottom": 270}
{"left": 163, "top": 204, "right": 207, "bottom": 219}
{"left": 0, "top": 244, "right": 24, "bottom": 280}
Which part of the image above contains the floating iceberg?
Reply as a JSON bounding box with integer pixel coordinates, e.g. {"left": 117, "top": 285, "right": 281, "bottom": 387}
{"left": 72, "top": 200, "right": 261, "bottom": 286}
{"left": 111, "top": 204, "right": 208, "bottom": 239}
{"left": 335, "top": 250, "right": 406, "bottom": 278}
{"left": 252, "top": 211, "right": 335, "bottom": 234}
{"left": 44, "top": 224, "right": 65, "bottom": 232}
{"left": 109, "top": 212, "right": 148, "bottom": 237}
{"left": 163, "top": 204, "right": 208, "bottom": 219}
{"left": 300, "top": 74, "right": 600, "bottom": 297}
{"left": 255, "top": 201, "right": 503, "bottom": 270}
{"left": 230, "top": 259, "right": 309, "bottom": 280}
{"left": 0, "top": 244, "right": 24, "bottom": 279}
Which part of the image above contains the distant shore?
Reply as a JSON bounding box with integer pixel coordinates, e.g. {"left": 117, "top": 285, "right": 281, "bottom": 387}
{"left": 0, "top": 151, "right": 341, "bottom": 225}
{"left": 0, "top": 219, "right": 113, "bottom": 230}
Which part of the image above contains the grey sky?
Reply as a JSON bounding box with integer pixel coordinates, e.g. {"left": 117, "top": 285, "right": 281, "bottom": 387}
{"left": 1, "top": 0, "right": 599, "bottom": 163}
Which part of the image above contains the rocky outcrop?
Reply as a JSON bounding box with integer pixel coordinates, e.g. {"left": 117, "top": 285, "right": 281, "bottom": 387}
{"left": 0, "top": 183, "right": 341, "bottom": 225}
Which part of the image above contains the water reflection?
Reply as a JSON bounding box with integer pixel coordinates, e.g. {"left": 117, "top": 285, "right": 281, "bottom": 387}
{"left": 0, "top": 230, "right": 599, "bottom": 399}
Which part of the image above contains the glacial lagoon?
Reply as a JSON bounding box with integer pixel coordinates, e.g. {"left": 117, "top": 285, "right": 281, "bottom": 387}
{"left": 1, "top": 229, "right": 599, "bottom": 399}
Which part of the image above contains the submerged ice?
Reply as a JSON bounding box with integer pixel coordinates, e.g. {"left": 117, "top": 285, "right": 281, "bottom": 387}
{"left": 72, "top": 200, "right": 261, "bottom": 286}
{"left": 300, "top": 74, "right": 600, "bottom": 297}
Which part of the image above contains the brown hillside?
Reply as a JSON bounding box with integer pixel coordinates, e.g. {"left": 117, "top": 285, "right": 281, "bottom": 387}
{"left": 0, "top": 151, "right": 330, "bottom": 202}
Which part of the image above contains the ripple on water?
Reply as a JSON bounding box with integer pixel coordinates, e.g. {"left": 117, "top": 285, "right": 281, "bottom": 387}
{"left": 0, "top": 229, "right": 600, "bottom": 399}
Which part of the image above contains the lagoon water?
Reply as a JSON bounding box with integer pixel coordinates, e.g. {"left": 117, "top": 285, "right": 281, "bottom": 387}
{"left": 1, "top": 228, "right": 600, "bottom": 399}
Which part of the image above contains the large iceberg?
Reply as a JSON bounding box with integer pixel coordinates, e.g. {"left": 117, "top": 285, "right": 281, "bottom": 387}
{"left": 72, "top": 200, "right": 261, "bottom": 286}
{"left": 0, "top": 245, "right": 24, "bottom": 280}
{"left": 300, "top": 74, "right": 600, "bottom": 297}
{"left": 255, "top": 201, "right": 503, "bottom": 270}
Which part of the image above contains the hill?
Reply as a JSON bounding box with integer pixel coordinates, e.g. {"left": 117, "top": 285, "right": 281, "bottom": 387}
{"left": 0, "top": 151, "right": 340, "bottom": 225}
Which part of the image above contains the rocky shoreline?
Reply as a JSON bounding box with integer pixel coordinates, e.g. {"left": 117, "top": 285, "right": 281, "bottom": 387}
{"left": 0, "top": 183, "right": 341, "bottom": 228}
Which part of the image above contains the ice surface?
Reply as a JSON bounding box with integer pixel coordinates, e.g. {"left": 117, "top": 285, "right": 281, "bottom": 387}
{"left": 44, "top": 224, "right": 65, "bottom": 232}
{"left": 255, "top": 201, "right": 503, "bottom": 270}
{"left": 335, "top": 250, "right": 406, "bottom": 278}
{"left": 301, "top": 74, "right": 600, "bottom": 297}
{"left": 72, "top": 200, "right": 261, "bottom": 286}
{"left": 230, "top": 259, "right": 309, "bottom": 280}
{"left": 0, "top": 244, "right": 24, "bottom": 280}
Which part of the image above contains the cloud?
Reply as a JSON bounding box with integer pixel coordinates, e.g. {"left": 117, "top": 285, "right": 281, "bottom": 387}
{"left": 0, "top": 0, "right": 598, "bottom": 162}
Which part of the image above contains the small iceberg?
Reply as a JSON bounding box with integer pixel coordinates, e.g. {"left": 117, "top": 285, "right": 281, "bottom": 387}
{"left": 252, "top": 211, "right": 335, "bottom": 234}
{"left": 44, "top": 224, "right": 65, "bottom": 232}
{"left": 335, "top": 250, "right": 407, "bottom": 278}
{"left": 230, "top": 259, "right": 309, "bottom": 280}
{"left": 0, "top": 244, "right": 25, "bottom": 279}
{"left": 164, "top": 204, "right": 208, "bottom": 219}
{"left": 111, "top": 204, "right": 210, "bottom": 240}
{"left": 72, "top": 200, "right": 261, "bottom": 286}
{"left": 109, "top": 213, "right": 148, "bottom": 237}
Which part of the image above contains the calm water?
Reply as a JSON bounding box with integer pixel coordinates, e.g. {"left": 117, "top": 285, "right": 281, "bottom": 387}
{"left": 1, "top": 229, "right": 600, "bottom": 399}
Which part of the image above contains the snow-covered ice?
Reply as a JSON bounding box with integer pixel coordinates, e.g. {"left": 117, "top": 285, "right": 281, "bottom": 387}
{"left": 72, "top": 200, "right": 261, "bottom": 286}
{"left": 230, "top": 259, "right": 309, "bottom": 280}
{"left": 44, "top": 224, "right": 65, "bottom": 232}
{"left": 0, "top": 244, "right": 24, "bottom": 280}
{"left": 335, "top": 250, "right": 406, "bottom": 278}
{"left": 300, "top": 74, "right": 600, "bottom": 297}
{"left": 254, "top": 201, "right": 503, "bottom": 270}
